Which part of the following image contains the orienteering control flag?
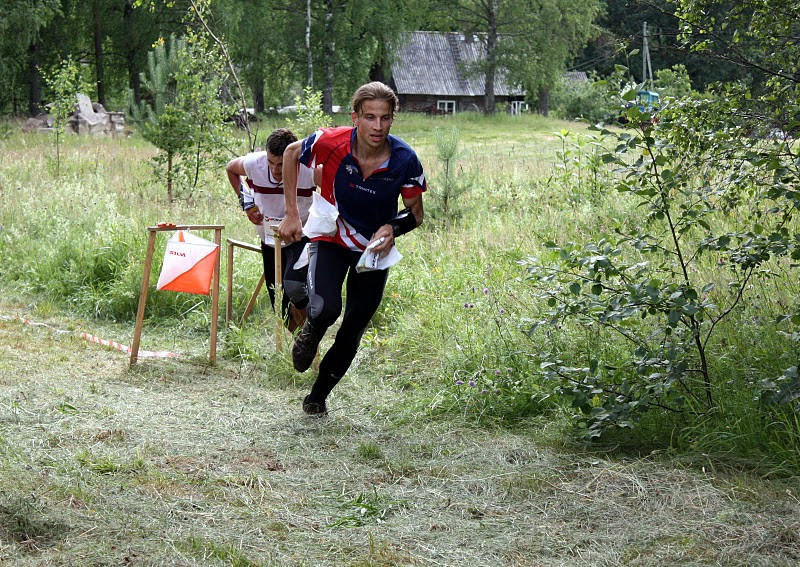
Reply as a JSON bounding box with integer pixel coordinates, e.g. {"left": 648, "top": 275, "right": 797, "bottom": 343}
{"left": 156, "top": 230, "right": 219, "bottom": 295}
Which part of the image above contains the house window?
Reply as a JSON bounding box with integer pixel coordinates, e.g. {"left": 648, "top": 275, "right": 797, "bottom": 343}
{"left": 437, "top": 100, "right": 456, "bottom": 115}
{"left": 510, "top": 100, "right": 528, "bottom": 115}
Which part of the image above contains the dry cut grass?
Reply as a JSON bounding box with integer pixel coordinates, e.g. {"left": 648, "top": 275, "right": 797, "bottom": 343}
{"left": 1, "top": 297, "right": 799, "bottom": 566}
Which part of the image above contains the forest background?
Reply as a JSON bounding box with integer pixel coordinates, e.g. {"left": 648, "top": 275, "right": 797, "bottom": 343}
{"left": 1, "top": 0, "right": 799, "bottom": 564}
{"left": 0, "top": 0, "right": 755, "bottom": 119}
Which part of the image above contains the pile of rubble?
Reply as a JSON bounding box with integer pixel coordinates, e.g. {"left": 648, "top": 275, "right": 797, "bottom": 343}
{"left": 23, "top": 93, "right": 126, "bottom": 136}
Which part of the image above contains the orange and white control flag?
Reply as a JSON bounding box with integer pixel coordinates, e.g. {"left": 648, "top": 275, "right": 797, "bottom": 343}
{"left": 156, "top": 230, "right": 219, "bottom": 295}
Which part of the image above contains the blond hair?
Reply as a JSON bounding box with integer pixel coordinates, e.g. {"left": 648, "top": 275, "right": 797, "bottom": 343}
{"left": 351, "top": 82, "right": 399, "bottom": 116}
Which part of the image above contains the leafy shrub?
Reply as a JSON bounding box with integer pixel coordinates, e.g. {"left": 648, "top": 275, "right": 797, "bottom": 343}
{"left": 525, "top": 87, "right": 800, "bottom": 441}
{"left": 286, "top": 86, "right": 332, "bottom": 138}
{"left": 550, "top": 73, "right": 621, "bottom": 124}
{"left": 654, "top": 64, "right": 693, "bottom": 99}
{"left": 129, "top": 33, "right": 234, "bottom": 203}
{"left": 42, "top": 57, "right": 87, "bottom": 177}
{"left": 551, "top": 129, "right": 611, "bottom": 203}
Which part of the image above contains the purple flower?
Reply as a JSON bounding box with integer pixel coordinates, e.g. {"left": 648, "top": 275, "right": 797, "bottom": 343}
{"left": 499, "top": 308, "right": 506, "bottom": 314}
{"left": 455, "top": 380, "right": 465, "bottom": 385}
{"left": 482, "top": 389, "right": 489, "bottom": 394}
{"left": 494, "top": 369, "right": 502, "bottom": 376}
{"left": 483, "top": 288, "right": 489, "bottom": 295}
{"left": 468, "top": 380, "right": 476, "bottom": 387}
{"left": 506, "top": 367, "right": 514, "bottom": 373}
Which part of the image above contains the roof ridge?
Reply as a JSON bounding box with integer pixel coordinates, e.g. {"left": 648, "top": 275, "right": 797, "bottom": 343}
{"left": 446, "top": 33, "right": 469, "bottom": 92}
{"left": 389, "top": 31, "right": 523, "bottom": 98}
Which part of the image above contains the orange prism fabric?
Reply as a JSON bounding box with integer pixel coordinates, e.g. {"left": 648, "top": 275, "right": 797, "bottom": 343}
{"left": 156, "top": 230, "right": 219, "bottom": 295}
{"left": 158, "top": 248, "right": 218, "bottom": 295}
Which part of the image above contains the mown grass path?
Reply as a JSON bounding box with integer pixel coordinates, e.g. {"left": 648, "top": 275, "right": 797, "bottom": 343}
{"left": 2, "top": 298, "right": 799, "bottom": 566}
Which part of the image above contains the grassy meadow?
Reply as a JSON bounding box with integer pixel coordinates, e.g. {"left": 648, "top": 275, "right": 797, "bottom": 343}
{"left": 1, "top": 112, "right": 799, "bottom": 565}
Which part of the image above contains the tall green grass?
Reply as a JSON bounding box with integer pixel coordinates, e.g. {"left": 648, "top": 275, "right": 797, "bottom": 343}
{"left": 1, "top": 114, "right": 798, "bottom": 475}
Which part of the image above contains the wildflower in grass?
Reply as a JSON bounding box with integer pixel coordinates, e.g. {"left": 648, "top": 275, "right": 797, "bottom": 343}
{"left": 455, "top": 380, "right": 465, "bottom": 385}
{"left": 499, "top": 308, "right": 506, "bottom": 314}
{"left": 482, "top": 389, "right": 489, "bottom": 394}
{"left": 483, "top": 287, "right": 489, "bottom": 295}
{"left": 494, "top": 369, "right": 502, "bottom": 376}
{"left": 468, "top": 380, "right": 476, "bottom": 387}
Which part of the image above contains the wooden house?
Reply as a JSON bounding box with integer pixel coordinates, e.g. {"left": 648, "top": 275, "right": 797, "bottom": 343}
{"left": 388, "top": 31, "right": 526, "bottom": 114}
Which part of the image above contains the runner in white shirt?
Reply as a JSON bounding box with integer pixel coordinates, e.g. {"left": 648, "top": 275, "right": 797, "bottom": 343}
{"left": 226, "top": 128, "right": 317, "bottom": 331}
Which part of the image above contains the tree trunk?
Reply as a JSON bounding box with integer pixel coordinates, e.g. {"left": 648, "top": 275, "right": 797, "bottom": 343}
{"left": 167, "top": 151, "right": 174, "bottom": 204}
{"left": 93, "top": 0, "right": 106, "bottom": 106}
{"left": 369, "top": 39, "right": 386, "bottom": 83}
{"left": 321, "top": 0, "right": 335, "bottom": 113}
{"left": 252, "top": 79, "right": 265, "bottom": 113}
{"left": 483, "top": 0, "right": 498, "bottom": 115}
{"left": 124, "top": 0, "right": 141, "bottom": 106}
{"left": 12, "top": 74, "right": 20, "bottom": 115}
{"left": 56, "top": 130, "right": 61, "bottom": 177}
{"left": 369, "top": 61, "right": 386, "bottom": 84}
{"left": 28, "top": 42, "right": 42, "bottom": 116}
{"left": 306, "top": 0, "right": 313, "bottom": 88}
{"left": 538, "top": 86, "right": 550, "bottom": 116}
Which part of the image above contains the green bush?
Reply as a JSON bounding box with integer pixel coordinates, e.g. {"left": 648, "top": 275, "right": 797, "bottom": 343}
{"left": 524, "top": 85, "right": 800, "bottom": 465}
{"left": 654, "top": 64, "right": 693, "bottom": 99}
{"left": 550, "top": 74, "right": 620, "bottom": 123}
{"left": 286, "top": 86, "right": 332, "bottom": 138}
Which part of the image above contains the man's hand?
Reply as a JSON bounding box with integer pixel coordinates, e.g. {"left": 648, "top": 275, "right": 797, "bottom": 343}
{"left": 369, "top": 225, "right": 395, "bottom": 258}
{"left": 245, "top": 208, "right": 264, "bottom": 225}
{"left": 279, "top": 215, "right": 303, "bottom": 244}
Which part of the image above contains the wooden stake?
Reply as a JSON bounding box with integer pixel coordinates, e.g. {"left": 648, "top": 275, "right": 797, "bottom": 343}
{"left": 241, "top": 274, "right": 265, "bottom": 324}
{"left": 272, "top": 224, "right": 283, "bottom": 351}
{"left": 225, "top": 239, "right": 234, "bottom": 325}
{"left": 225, "top": 238, "right": 264, "bottom": 326}
{"left": 129, "top": 229, "right": 157, "bottom": 366}
{"left": 210, "top": 227, "right": 222, "bottom": 364}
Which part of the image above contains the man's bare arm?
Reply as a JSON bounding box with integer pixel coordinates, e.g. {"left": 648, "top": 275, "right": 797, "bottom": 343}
{"left": 403, "top": 192, "right": 424, "bottom": 229}
{"left": 226, "top": 157, "right": 262, "bottom": 225}
{"left": 226, "top": 157, "right": 246, "bottom": 196}
{"left": 278, "top": 141, "right": 304, "bottom": 243}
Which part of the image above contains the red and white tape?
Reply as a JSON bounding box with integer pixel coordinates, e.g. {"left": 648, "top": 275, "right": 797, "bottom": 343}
{"left": 1, "top": 315, "right": 180, "bottom": 359}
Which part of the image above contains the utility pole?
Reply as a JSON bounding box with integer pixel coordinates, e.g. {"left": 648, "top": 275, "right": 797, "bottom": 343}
{"left": 306, "top": 0, "right": 313, "bottom": 88}
{"left": 642, "top": 21, "right": 653, "bottom": 88}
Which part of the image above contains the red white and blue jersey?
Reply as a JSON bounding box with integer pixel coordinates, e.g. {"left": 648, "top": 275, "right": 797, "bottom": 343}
{"left": 298, "top": 126, "right": 426, "bottom": 251}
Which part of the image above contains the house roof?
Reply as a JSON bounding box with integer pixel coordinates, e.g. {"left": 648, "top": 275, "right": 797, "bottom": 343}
{"left": 563, "top": 71, "right": 589, "bottom": 82}
{"left": 391, "top": 31, "right": 523, "bottom": 97}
